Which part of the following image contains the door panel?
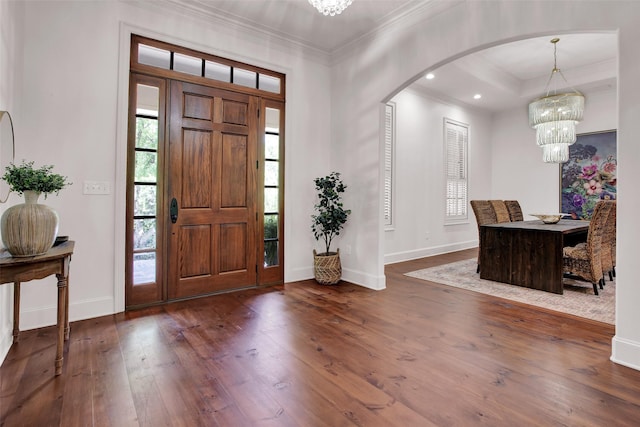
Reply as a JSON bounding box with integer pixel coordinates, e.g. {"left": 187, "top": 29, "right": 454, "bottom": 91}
{"left": 221, "top": 134, "right": 248, "bottom": 207}
{"left": 168, "top": 81, "right": 257, "bottom": 299}
{"left": 180, "top": 225, "right": 212, "bottom": 277}
{"left": 220, "top": 223, "right": 247, "bottom": 272}
{"left": 222, "top": 100, "right": 248, "bottom": 125}
{"left": 184, "top": 94, "right": 212, "bottom": 120}
{"left": 183, "top": 129, "right": 213, "bottom": 207}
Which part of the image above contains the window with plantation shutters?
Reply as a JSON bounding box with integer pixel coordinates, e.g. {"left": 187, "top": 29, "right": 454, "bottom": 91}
{"left": 384, "top": 103, "right": 395, "bottom": 228}
{"left": 444, "top": 118, "right": 468, "bottom": 223}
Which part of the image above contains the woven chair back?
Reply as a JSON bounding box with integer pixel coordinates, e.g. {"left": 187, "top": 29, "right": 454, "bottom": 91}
{"left": 584, "top": 200, "right": 613, "bottom": 280}
{"left": 470, "top": 200, "right": 497, "bottom": 227}
{"left": 470, "top": 200, "right": 496, "bottom": 273}
{"left": 504, "top": 200, "right": 524, "bottom": 221}
{"left": 600, "top": 200, "right": 617, "bottom": 273}
{"left": 489, "top": 200, "right": 511, "bottom": 223}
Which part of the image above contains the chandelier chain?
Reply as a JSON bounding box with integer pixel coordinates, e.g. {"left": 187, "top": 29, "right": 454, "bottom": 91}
{"left": 543, "top": 38, "right": 580, "bottom": 97}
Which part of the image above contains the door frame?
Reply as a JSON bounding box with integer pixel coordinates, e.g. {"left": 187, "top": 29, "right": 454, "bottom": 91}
{"left": 123, "top": 34, "right": 286, "bottom": 309}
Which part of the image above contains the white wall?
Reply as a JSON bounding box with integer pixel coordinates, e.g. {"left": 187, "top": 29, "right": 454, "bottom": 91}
{"left": 0, "top": 0, "right": 331, "bottom": 338}
{"left": 384, "top": 88, "right": 490, "bottom": 264}
{"left": 385, "top": 84, "right": 616, "bottom": 265}
{"left": 330, "top": 1, "right": 640, "bottom": 370}
{"left": 491, "top": 87, "right": 618, "bottom": 216}
{"left": 3, "top": 0, "right": 640, "bottom": 372}
{"left": 0, "top": 0, "right": 24, "bottom": 363}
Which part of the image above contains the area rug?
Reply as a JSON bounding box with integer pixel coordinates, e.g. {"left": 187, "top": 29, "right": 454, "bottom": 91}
{"left": 405, "top": 258, "right": 614, "bottom": 325}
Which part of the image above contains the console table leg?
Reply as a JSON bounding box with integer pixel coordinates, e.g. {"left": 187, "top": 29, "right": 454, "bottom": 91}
{"left": 12, "top": 282, "right": 20, "bottom": 343}
{"left": 55, "top": 276, "right": 67, "bottom": 376}
{"left": 64, "top": 274, "right": 70, "bottom": 341}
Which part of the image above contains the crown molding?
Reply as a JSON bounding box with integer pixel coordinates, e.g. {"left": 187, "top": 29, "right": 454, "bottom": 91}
{"left": 123, "top": 0, "right": 332, "bottom": 65}
{"left": 330, "top": 0, "right": 464, "bottom": 66}
{"left": 124, "top": 0, "right": 464, "bottom": 67}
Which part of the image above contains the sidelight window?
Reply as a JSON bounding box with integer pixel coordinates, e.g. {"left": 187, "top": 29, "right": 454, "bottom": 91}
{"left": 132, "top": 84, "right": 160, "bottom": 285}
{"left": 263, "top": 107, "right": 281, "bottom": 267}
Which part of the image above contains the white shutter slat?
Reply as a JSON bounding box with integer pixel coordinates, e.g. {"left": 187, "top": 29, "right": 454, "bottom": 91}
{"left": 444, "top": 119, "right": 468, "bottom": 222}
{"left": 384, "top": 103, "right": 395, "bottom": 226}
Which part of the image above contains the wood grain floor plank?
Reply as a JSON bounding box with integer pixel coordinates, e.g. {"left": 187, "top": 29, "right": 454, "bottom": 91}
{"left": 60, "top": 315, "right": 139, "bottom": 427}
{"left": 0, "top": 325, "right": 37, "bottom": 424}
{"left": 2, "top": 249, "right": 640, "bottom": 426}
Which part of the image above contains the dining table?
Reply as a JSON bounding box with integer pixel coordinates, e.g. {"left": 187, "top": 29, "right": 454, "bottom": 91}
{"left": 479, "top": 219, "right": 589, "bottom": 294}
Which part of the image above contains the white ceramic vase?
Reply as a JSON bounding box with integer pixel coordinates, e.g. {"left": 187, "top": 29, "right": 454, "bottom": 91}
{"left": 1, "top": 190, "right": 59, "bottom": 257}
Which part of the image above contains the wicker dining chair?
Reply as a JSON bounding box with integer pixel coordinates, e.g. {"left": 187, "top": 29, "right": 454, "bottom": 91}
{"left": 489, "top": 200, "right": 511, "bottom": 223}
{"left": 470, "top": 200, "right": 498, "bottom": 273}
{"left": 600, "top": 200, "right": 617, "bottom": 281}
{"left": 562, "top": 200, "right": 613, "bottom": 295}
{"left": 504, "top": 200, "right": 524, "bottom": 221}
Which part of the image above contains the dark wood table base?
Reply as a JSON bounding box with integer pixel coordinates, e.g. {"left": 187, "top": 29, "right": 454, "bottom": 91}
{"left": 480, "top": 220, "right": 588, "bottom": 294}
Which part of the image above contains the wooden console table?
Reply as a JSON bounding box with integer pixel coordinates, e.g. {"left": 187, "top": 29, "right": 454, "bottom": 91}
{"left": 0, "top": 241, "right": 74, "bottom": 375}
{"left": 480, "top": 220, "right": 588, "bottom": 294}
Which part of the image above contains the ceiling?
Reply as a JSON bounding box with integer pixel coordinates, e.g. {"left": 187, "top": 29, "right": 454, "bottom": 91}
{"left": 159, "top": 0, "right": 618, "bottom": 113}
{"left": 410, "top": 33, "right": 617, "bottom": 113}
{"left": 160, "top": 0, "right": 421, "bottom": 52}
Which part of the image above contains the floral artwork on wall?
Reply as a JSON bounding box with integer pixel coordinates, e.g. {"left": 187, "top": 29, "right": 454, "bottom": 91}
{"left": 560, "top": 130, "right": 617, "bottom": 219}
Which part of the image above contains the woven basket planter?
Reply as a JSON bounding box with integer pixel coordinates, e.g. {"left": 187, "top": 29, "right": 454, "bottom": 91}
{"left": 313, "top": 249, "right": 342, "bottom": 285}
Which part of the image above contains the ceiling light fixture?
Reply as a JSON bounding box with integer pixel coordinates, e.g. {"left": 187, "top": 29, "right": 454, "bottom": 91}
{"left": 528, "top": 38, "right": 585, "bottom": 164}
{"left": 308, "top": 0, "right": 353, "bottom": 16}
{"left": 425, "top": 73, "right": 435, "bottom": 80}
{"left": 473, "top": 94, "right": 482, "bottom": 100}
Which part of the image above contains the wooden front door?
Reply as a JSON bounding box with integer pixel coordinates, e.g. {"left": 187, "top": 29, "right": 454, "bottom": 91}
{"left": 167, "top": 81, "right": 258, "bottom": 299}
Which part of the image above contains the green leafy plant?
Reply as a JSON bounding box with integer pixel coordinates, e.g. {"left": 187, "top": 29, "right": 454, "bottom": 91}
{"left": 2, "top": 160, "right": 71, "bottom": 198}
{"left": 311, "top": 172, "right": 351, "bottom": 255}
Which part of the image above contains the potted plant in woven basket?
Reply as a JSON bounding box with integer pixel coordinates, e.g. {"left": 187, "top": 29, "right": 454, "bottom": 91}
{"left": 311, "top": 172, "right": 351, "bottom": 285}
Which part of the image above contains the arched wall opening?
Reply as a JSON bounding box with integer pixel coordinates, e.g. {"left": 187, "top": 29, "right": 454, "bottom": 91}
{"left": 329, "top": 1, "right": 640, "bottom": 370}
{"left": 380, "top": 32, "right": 618, "bottom": 270}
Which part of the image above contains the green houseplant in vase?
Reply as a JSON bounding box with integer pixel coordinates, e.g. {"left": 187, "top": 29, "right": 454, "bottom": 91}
{"left": 311, "top": 172, "right": 351, "bottom": 285}
{"left": 1, "top": 160, "right": 71, "bottom": 256}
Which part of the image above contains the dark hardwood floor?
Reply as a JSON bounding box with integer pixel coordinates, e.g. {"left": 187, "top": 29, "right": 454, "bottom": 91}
{"left": 2, "top": 249, "right": 640, "bottom": 426}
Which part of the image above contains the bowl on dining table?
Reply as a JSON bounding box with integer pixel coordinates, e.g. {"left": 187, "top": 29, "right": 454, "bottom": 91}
{"left": 530, "top": 214, "right": 564, "bottom": 224}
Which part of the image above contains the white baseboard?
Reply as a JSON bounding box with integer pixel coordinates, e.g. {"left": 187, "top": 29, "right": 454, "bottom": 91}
{"left": 17, "top": 296, "right": 114, "bottom": 332}
{"left": 384, "top": 240, "right": 477, "bottom": 265}
{"left": 287, "top": 266, "right": 386, "bottom": 290}
{"left": 611, "top": 335, "right": 640, "bottom": 371}
{"left": 0, "top": 323, "right": 13, "bottom": 366}
{"left": 342, "top": 267, "right": 386, "bottom": 290}
{"left": 287, "top": 242, "right": 478, "bottom": 291}
{"left": 286, "top": 266, "right": 314, "bottom": 284}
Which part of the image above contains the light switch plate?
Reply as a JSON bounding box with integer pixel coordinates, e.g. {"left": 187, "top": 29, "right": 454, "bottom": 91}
{"left": 83, "top": 180, "right": 111, "bottom": 195}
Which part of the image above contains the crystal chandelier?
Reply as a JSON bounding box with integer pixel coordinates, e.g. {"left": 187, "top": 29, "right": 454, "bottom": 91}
{"left": 528, "top": 38, "right": 585, "bottom": 163}
{"left": 308, "top": 0, "right": 353, "bottom": 16}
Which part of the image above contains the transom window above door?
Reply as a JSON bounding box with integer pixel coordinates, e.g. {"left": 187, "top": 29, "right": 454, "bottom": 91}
{"left": 131, "top": 35, "right": 285, "bottom": 101}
